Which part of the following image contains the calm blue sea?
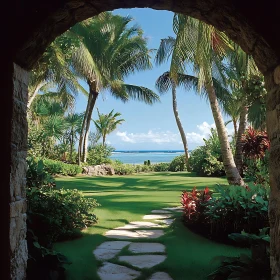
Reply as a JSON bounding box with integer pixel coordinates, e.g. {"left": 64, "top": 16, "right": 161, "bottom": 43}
{"left": 109, "top": 150, "right": 186, "bottom": 164}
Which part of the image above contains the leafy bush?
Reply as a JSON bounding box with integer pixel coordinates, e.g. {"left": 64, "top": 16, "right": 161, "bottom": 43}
{"left": 244, "top": 151, "right": 270, "bottom": 187}
{"left": 188, "top": 129, "right": 225, "bottom": 176}
{"left": 208, "top": 228, "right": 270, "bottom": 280}
{"left": 27, "top": 188, "right": 99, "bottom": 245}
{"left": 205, "top": 184, "right": 269, "bottom": 239}
{"left": 182, "top": 184, "right": 269, "bottom": 242}
{"left": 27, "top": 229, "right": 71, "bottom": 280}
{"left": 112, "top": 162, "right": 136, "bottom": 175}
{"left": 26, "top": 157, "right": 55, "bottom": 189}
{"left": 153, "top": 162, "right": 170, "bottom": 172}
{"left": 188, "top": 147, "right": 224, "bottom": 176}
{"left": 42, "top": 158, "right": 82, "bottom": 176}
{"left": 87, "top": 144, "right": 114, "bottom": 165}
{"left": 112, "top": 161, "right": 154, "bottom": 175}
{"left": 169, "top": 154, "right": 187, "bottom": 172}
{"left": 135, "top": 164, "right": 154, "bottom": 173}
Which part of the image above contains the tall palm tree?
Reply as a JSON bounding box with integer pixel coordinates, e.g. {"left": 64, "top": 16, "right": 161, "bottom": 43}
{"left": 93, "top": 109, "right": 125, "bottom": 146}
{"left": 65, "top": 113, "right": 84, "bottom": 160}
{"left": 28, "top": 32, "right": 83, "bottom": 109}
{"left": 71, "top": 12, "right": 159, "bottom": 164}
{"left": 155, "top": 72, "right": 198, "bottom": 167}
{"left": 163, "top": 14, "right": 244, "bottom": 185}
{"left": 223, "top": 46, "right": 261, "bottom": 174}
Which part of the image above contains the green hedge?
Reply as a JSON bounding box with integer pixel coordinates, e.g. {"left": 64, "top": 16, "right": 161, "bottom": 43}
{"left": 42, "top": 158, "right": 82, "bottom": 176}
{"left": 27, "top": 188, "right": 99, "bottom": 244}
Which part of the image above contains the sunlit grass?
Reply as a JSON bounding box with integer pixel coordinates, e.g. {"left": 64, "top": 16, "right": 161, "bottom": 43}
{"left": 54, "top": 172, "right": 248, "bottom": 280}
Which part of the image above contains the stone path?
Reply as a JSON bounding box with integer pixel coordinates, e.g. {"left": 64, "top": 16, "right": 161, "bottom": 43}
{"left": 94, "top": 206, "right": 183, "bottom": 280}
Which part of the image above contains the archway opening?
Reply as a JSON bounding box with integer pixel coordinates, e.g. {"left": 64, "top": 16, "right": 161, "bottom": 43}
{"left": 6, "top": 1, "right": 280, "bottom": 280}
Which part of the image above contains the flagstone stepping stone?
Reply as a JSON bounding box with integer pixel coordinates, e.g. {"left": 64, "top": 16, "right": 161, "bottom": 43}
{"left": 149, "top": 272, "right": 174, "bottom": 280}
{"left": 151, "top": 210, "right": 172, "bottom": 214}
{"left": 118, "top": 255, "right": 166, "bottom": 269}
{"left": 155, "top": 218, "right": 175, "bottom": 225}
{"left": 128, "top": 242, "right": 165, "bottom": 253}
{"left": 93, "top": 241, "right": 131, "bottom": 260}
{"left": 135, "top": 230, "right": 165, "bottom": 238}
{"left": 163, "top": 206, "right": 184, "bottom": 212}
{"left": 105, "top": 229, "right": 165, "bottom": 239}
{"left": 143, "top": 214, "right": 173, "bottom": 220}
{"left": 115, "top": 221, "right": 164, "bottom": 230}
{"left": 97, "top": 262, "right": 141, "bottom": 280}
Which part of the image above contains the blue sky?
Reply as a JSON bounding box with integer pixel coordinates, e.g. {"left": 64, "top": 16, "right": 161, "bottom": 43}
{"left": 74, "top": 8, "right": 233, "bottom": 150}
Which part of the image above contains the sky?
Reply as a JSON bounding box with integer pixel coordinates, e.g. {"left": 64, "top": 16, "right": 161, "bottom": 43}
{"left": 74, "top": 8, "right": 233, "bottom": 151}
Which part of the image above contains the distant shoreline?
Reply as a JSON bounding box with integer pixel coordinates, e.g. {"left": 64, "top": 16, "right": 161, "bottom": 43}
{"left": 112, "top": 150, "right": 191, "bottom": 153}
{"left": 109, "top": 150, "right": 189, "bottom": 164}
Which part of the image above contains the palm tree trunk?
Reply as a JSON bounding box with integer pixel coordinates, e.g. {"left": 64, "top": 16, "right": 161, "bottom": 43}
{"left": 78, "top": 94, "right": 92, "bottom": 165}
{"left": 206, "top": 81, "right": 244, "bottom": 186}
{"left": 171, "top": 81, "right": 189, "bottom": 166}
{"left": 233, "top": 119, "right": 238, "bottom": 140}
{"left": 27, "top": 81, "right": 47, "bottom": 109}
{"left": 81, "top": 84, "right": 99, "bottom": 163}
{"left": 234, "top": 106, "right": 248, "bottom": 176}
{"left": 70, "top": 129, "right": 74, "bottom": 162}
{"left": 102, "top": 135, "right": 106, "bottom": 146}
{"left": 82, "top": 129, "right": 89, "bottom": 162}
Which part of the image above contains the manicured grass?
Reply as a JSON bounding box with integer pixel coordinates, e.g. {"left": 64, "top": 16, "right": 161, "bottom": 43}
{"left": 54, "top": 172, "right": 248, "bottom": 280}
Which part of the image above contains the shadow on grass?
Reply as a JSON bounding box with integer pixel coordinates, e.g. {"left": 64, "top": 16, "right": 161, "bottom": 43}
{"left": 53, "top": 173, "right": 234, "bottom": 280}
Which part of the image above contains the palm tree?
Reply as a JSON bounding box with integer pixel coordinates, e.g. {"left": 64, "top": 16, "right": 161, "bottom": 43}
{"left": 155, "top": 72, "right": 198, "bottom": 167}
{"left": 65, "top": 113, "right": 84, "bottom": 161}
{"left": 223, "top": 46, "right": 262, "bottom": 174}
{"left": 71, "top": 12, "right": 159, "bottom": 164}
{"left": 93, "top": 109, "right": 125, "bottom": 146}
{"left": 28, "top": 31, "right": 85, "bottom": 109}
{"left": 162, "top": 14, "right": 244, "bottom": 185}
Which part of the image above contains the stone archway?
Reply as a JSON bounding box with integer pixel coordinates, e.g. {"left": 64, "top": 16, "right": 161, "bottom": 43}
{"left": 4, "top": 1, "right": 280, "bottom": 279}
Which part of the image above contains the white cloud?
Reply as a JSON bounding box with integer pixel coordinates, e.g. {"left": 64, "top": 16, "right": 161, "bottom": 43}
{"left": 115, "top": 121, "right": 234, "bottom": 147}
{"left": 116, "top": 131, "right": 136, "bottom": 143}
{"left": 116, "top": 130, "right": 181, "bottom": 144}
{"left": 186, "top": 132, "right": 205, "bottom": 144}
{"left": 197, "top": 121, "right": 216, "bottom": 135}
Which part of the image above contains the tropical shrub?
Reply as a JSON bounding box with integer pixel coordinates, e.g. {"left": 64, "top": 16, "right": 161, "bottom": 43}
{"left": 208, "top": 228, "right": 270, "bottom": 280}
{"left": 135, "top": 164, "right": 154, "bottom": 173}
{"left": 181, "top": 184, "right": 269, "bottom": 242}
{"left": 87, "top": 144, "right": 114, "bottom": 165}
{"left": 27, "top": 188, "right": 99, "bottom": 245}
{"left": 181, "top": 187, "right": 212, "bottom": 223}
{"left": 112, "top": 161, "right": 154, "bottom": 175}
{"left": 188, "top": 147, "right": 225, "bottom": 176}
{"left": 26, "top": 157, "right": 55, "bottom": 189}
{"left": 42, "top": 158, "right": 82, "bottom": 176}
{"left": 27, "top": 228, "right": 71, "bottom": 280}
{"left": 205, "top": 184, "right": 269, "bottom": 239}
{"left": 28, "top": 125, "right": 56, "bottom": 159}
{"left": 153, "top": 162, "right": 170, "bottom": 172}
{"left": 169, "top": 154, "right": 187, "bottom": 172}
{"left": 244, "top": 151, "right": 270, "bottom": 186}
{"left": 188, "top": 129, "right": 225, "bottom": 176}
{"left": 113, "top": 162, "right": 136, "bottom": 175}
{"left": 242, "top": 127, "right": 270, "bottom": 159}
{"left": 144, "top": 160, "right": 151, "bottom": 165}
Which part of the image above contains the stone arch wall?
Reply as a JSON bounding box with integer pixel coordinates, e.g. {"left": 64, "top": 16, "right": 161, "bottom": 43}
{"left": 5, "top": 1, "right": 280, "bottom": 279}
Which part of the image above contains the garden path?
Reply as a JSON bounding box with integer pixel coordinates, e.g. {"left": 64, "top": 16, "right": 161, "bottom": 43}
{"left": 93, "top": 207, "right": 183, "bottom": 280}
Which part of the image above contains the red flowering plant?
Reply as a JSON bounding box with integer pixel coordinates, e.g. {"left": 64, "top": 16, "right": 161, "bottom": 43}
{"left": 242, "top": 127, "right": 270, "bottom": 160}
{"left": 181, "top": 187, "right": 212, "bottom": 223}
{"left": 242, "top": 127, "right": 270, "bottom": 186}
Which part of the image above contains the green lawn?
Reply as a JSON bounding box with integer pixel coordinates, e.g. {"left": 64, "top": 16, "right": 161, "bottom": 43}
{"left": 54, "top": 172, "right": 248, "bottom": 280}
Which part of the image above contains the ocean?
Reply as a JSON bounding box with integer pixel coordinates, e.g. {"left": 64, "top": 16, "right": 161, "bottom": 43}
{"left": 109, "top": 150, "right": 186, "bottom": 164}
